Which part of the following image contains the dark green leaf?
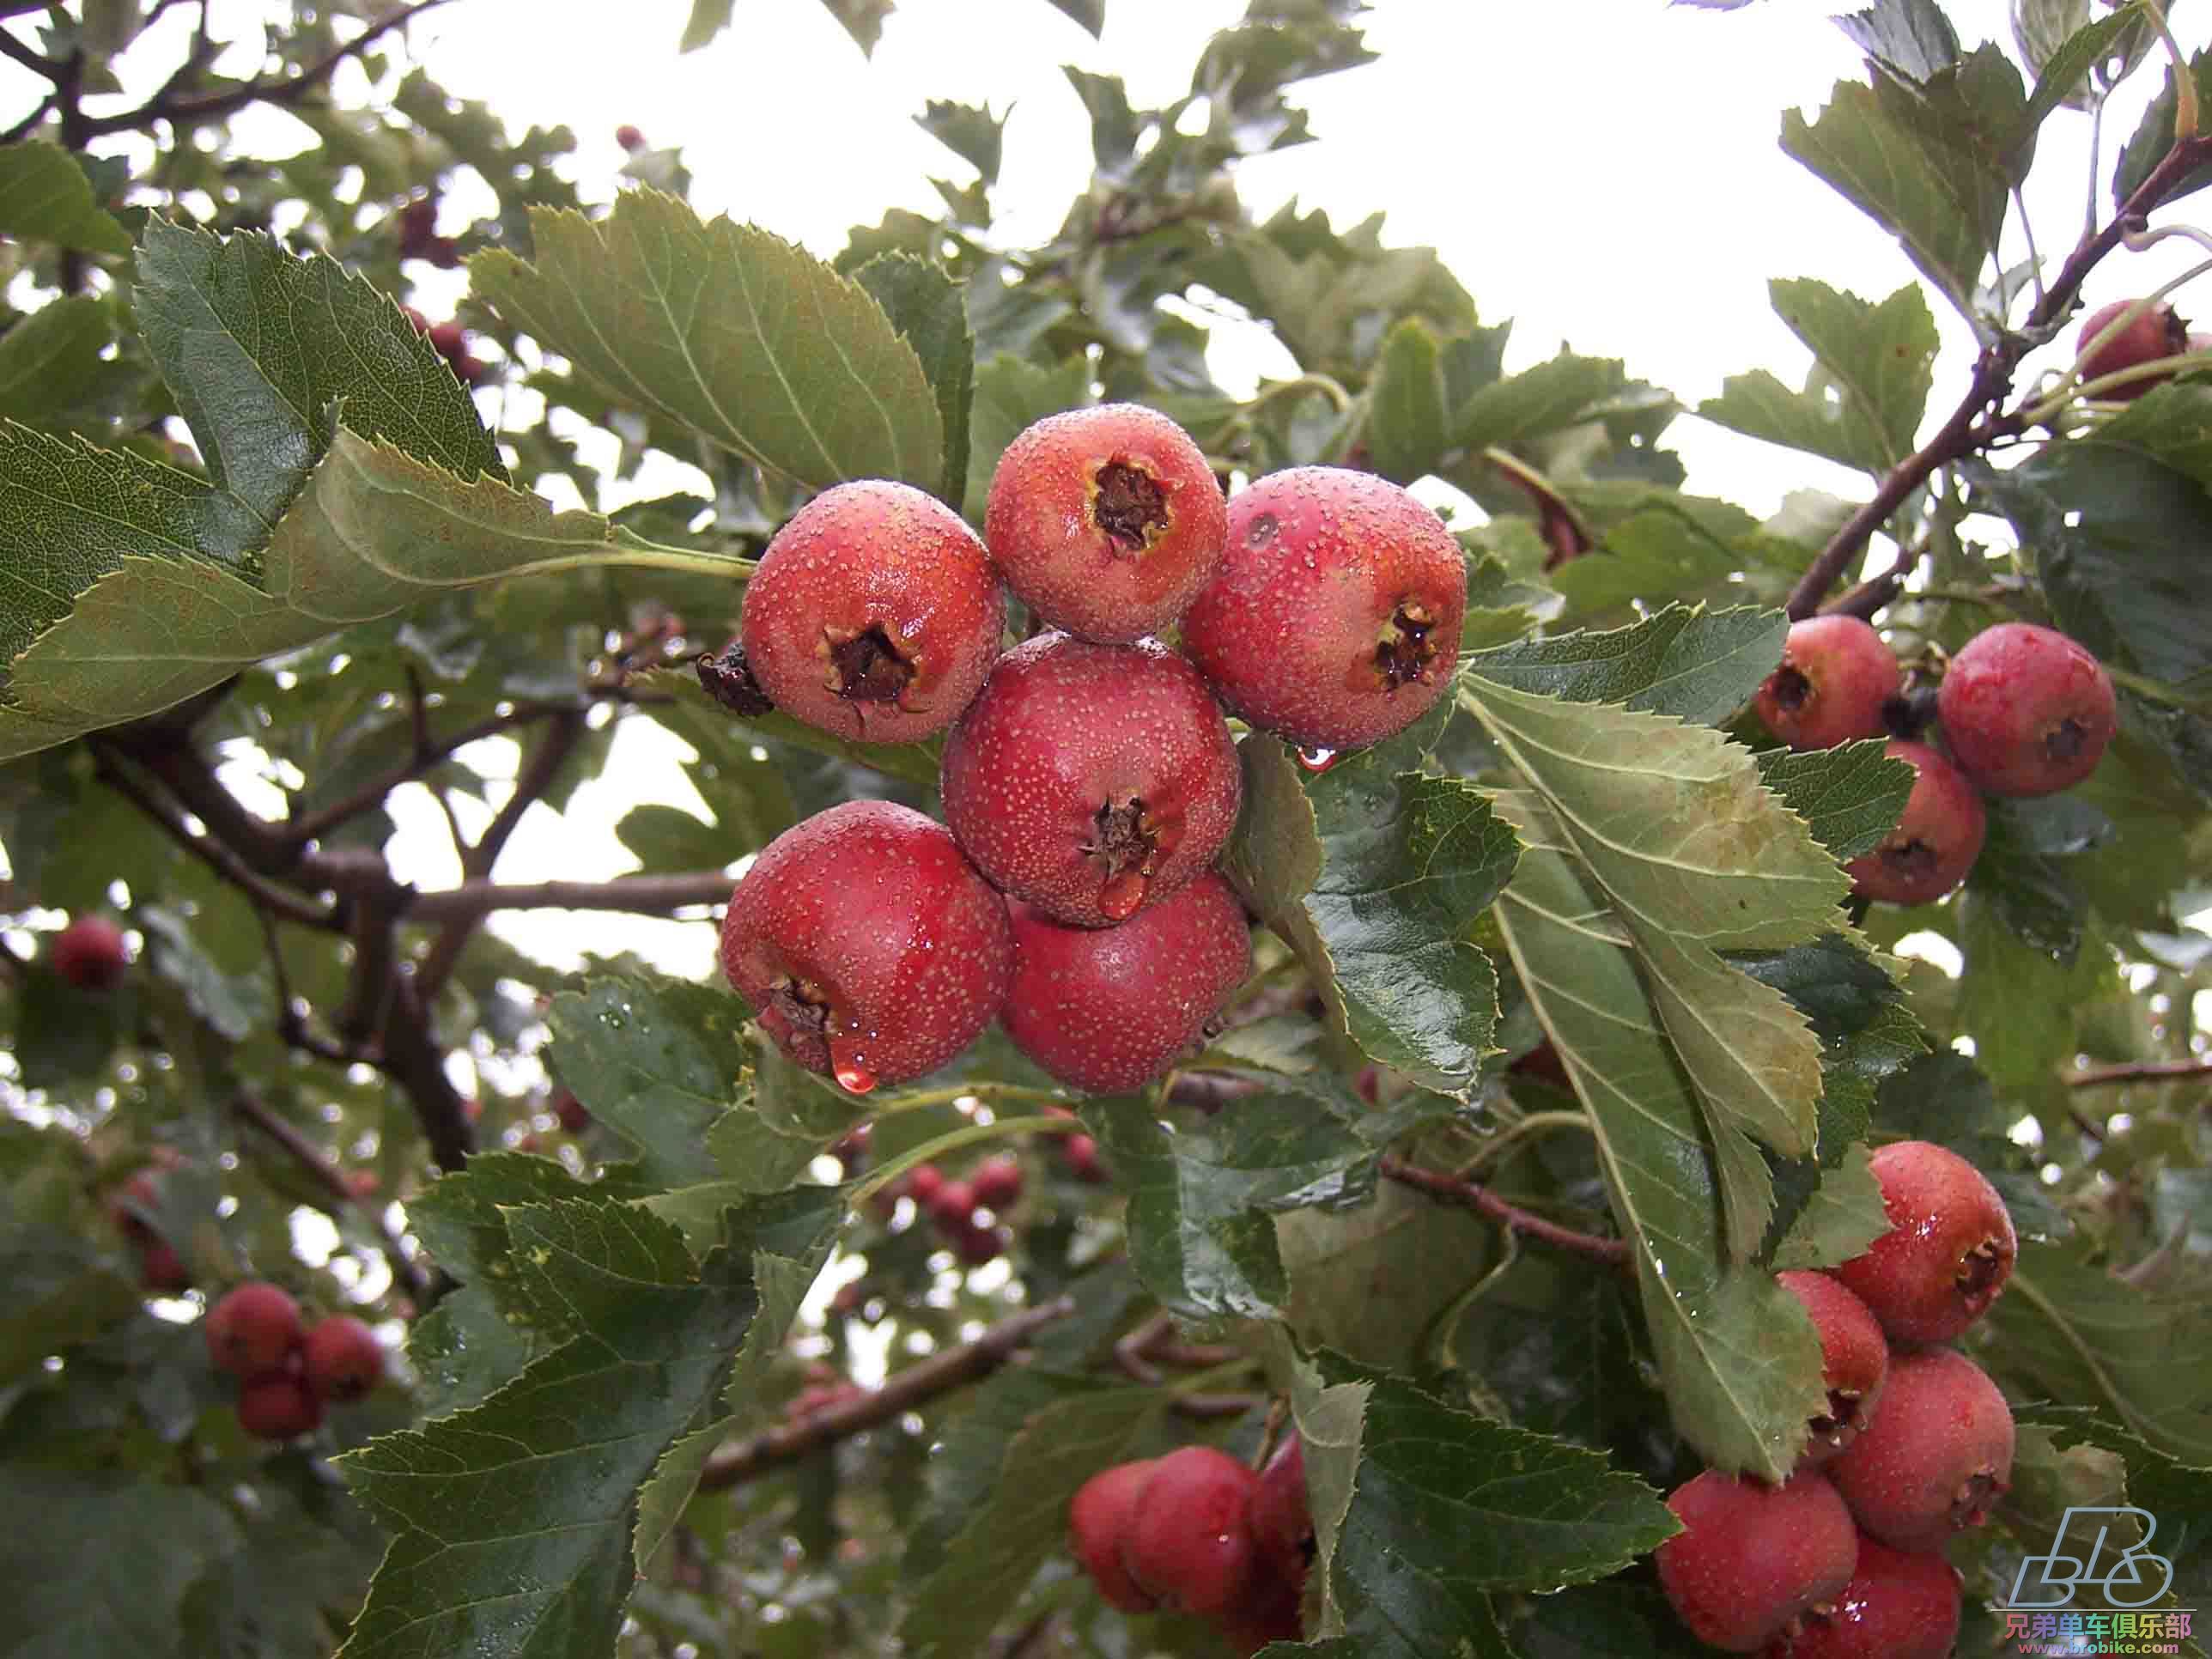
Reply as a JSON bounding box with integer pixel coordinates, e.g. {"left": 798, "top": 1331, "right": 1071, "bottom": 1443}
{"left": 963, "top": 353, "right": 1089, "bottom": 530}
{"left": 1835, "top": 0, "right": 1960, "bottom": 83}
{"left": 549, "top": 975, "right": 749, "bottom": 1189}
{"left": 0, "top": 1224, "right": 138, "bottom": 1382}
{"left": 913, "top": 100, "right": 1006, "bottom": 185}
{"left": 2114, "top": 47, "right": 2212, "bottom": 210}
{"left": 0, "top": 296, "right": 113, "bottom": 427}
{"left": 854, "top": 253, "right": 975, "bottom": 509}
{"left": 1464, "top": 605, "right": 1785, "bottom": 727}
{"left": 1366, "top": 318, "right": 1449, "bottom": 484}
{"left": 0, "top": 141, "right": 132, "bottom": 254}
{"left": 1755, "top": 739, "right": 1914, "bottom": 860}
{"left": 1042, "top": 0, "right": 1103, "bottom": 35}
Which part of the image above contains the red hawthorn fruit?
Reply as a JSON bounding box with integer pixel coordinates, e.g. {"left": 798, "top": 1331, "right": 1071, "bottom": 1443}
{"left": 720, "top": 802, "right": 1013, "bottom": 1091}
{"left": 51, "top": 915, "right": 129, "bottom": 990}
{"left": 1753, "top": 617, "right": 1901, "bottom": 750}
{"left": 1069, "top": 1459, "right": 1160, "bottom": 1612}
{"left": 939, "top": 633, "right": 1242, "bottom": 927}
{"left": 1774, "top": 1271, "right": 1887, "bottom": 1467}
{"left": 902, "top": 1164, "right": 946, "bottom": 1208}
{"left": 615, "top": 123, "right": 647, "bottom": 151}
{"left": 1829, "top": 1348, "right": 2014, "bottom": 1554}
{"left": 1182, "top": 466, "right": 1468, "bottom": 750}
{"left": 1842, "top": 740, "right": 1985, "bottom": 907}
{"left": 740, "top": 480, "right": 1006, "bottom": 743}
{"left": 949, "top": 1218, "right": 1005, "bottom": 1266}
{"left": 551, "top": 1090, "right": 591, "bottom": 1134}
{"left": 205, "top": 1282, "right": 304, "bottom": 1377}
{"left": 927, "top": 1179, "right": 978, "bottom": 1234}
{"left": 301, "top": 1315, "right": 386, "bottom": 1403}
{"left": 969, "top": 1155, "right": 1024, "bottom": 1213}
{"left": 1218, "top": 1575, "right": 1307, "bottom": 1654}
{"left": 1000, "top": 873, "right": 1252, "bottom": 1092}
{"left": 1121, "top": 1446, "right": 1263, "bottom": 1617}
{"left": 1062, "top": 1133, "right": 1107, "bottom": 1182}
{"left": 982, "top": 403, "right": 1228, "bottom": 643}
{"left": 1760, "top": 1535, "right": 1962, "bottom": 1659}
{"left": 1655, "top": 1469, "right": 1858, "bottom": 1652}
{"left": 1936, "top": 623, "right": 2116, "bottom": 798}
{"left": 1832, "top": 1139, "right": 2015, "bottom": 1344}
{"left": 2075, "top": 297, "right": 2190, "bottom": 399}
{"left": 1249, "top": 1435, "right": 1313, "bottom": 1585}
{"left": 140, "top": 1240, "right": 191, "bottom": 1293}
{"left": 236, "top": 1372, "right": 325, "bottom": 1441}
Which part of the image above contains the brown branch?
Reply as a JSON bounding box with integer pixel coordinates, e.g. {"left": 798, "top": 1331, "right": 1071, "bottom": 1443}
{"left": 402, "top": 870, "right": 735, "bottom": 923}
{"left": 1380, "top": 1155, "right": 1632, "bottom": 1269}
{"left": 283, "top": 698, "right": 582, "bottom": 848}
{"left": 0, "top": 25, "right": 58, "bottom": 80}
{"left": 1784, "top": 131, "right": 2212, "bottom": 621}
{"left": 2065, "top": 1056, "right": 2212, "bottom": 1087}
{"left": 697, "top": 1297, "right": 1078, "bottom": 1492}
{"left": 0, "top": 94, "right": 53, "bottom": 143}
{"left": 232, "top": 1087, "right": 428, "bottom": 1303}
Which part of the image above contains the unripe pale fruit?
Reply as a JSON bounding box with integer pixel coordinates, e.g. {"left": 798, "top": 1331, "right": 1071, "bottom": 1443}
{"left": 1761, "top": 1536, "right": 1961, "bottom": 1659}
{"left": 1182, "top": 466, "right": 1467, "bottom": 750}
{"left": 2076, "top": 298, "right": 2190, "bottom": 399}
{"left": 1121, "top": 1446, "right": 1262, "bottom": 1617}
{"left": 1002, "top": 873, "right": 1252, "bottom": 1093}
{"left": 51, "top": 915, "right": 129, "bottom": 990}
{"left": 983, "top": 403, "right": 1227, "bottom": 643}
{"left": 205, "top": 1282, "right": 304, "bottom": 1377}
{"left": 1068, "top": 1459, "right": 1160, "bottom": 1612}
{"left": 301, "top": 1315, "right": 385, "bottom": 1403}
{"left": 1832, "top": 1139, "right": 2015, "bottom": 1344}
{"left": 236, "top": 1372, "right": 325, "bottom": 1441}
{"left": 740, "top": 480, "right": 1006, "bottom": 743}
{"left": 939, "top": 634, "right": 1242, "bottom": 927}
{"left": 1655, "top": 1470, "right": 1858, "bottom": 1652}
{"left": 720, "top": 802, "right": 1013, "bottom": 1091}
{"left": 1775, "top": 1272, "right": 1887, "bottom": 1467}
{"left": 969, "top": 1156, "right": 1023, "bottom": 1213}
{"left": 1829, "top": 1348, "right": 2013, "bottom": 1553}
{"left": 1753, "top": 617, "right": 1901, "bottom": 750}
{"left": 1843, "top": 741, "right": 1985, "bottom": 906}
{"left": 1937, "top": 623, "right": 2116, "bottom": 798}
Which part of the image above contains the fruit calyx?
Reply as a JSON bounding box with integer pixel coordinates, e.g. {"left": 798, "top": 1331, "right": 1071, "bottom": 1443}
{"left": 1092, "top": 459, "right": 1168, "bottom": 553}
{"left": 1372, "top": 601, "right": 1437, "bottom": 689}
{"left": 1082, "top": 798, "right": 1164, "bottom": 921}
{"left": 697, "top": 641, "right": 775, "bottom": 717}
{"left": 821, "top": 623, "right": 915, "bottom": 708}
{"left": 764, "top": 975, "right": 837, "bottom": 1070}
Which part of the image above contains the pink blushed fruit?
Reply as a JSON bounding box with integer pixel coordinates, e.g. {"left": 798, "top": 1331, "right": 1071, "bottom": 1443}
{"left": 1761, "top": 1535, "right": 1961, "bottom": 1659}
{"left": 1832, "top": 1139, "right": 2015, "bottom": 1345}
{"left": 301, "top": 1315, "right": 385, "bottom": 1404}
{"left": 1121, "top": 1446, "right": 1263, "bottom": 1617}
{"left": 1829, "top": 1348, "right": 2014, "bottom": 1554}
{"left": 1843, "top": 741, "right": 1985, "bottom": 906}
{"left": 51, "top": 915, "right": 129, "bottom": 989}
{"left": 1656, "top": 1470, "right": 1857, "bottom": 1652}
{"left": 236, "top": 1373, "right": 324, "bottom": 1441}
{"left": 1068, "top": 1459, "right": 1160, "bottom": 1612}
{"left": 1753, "top": 617, "right": 1900, "bottom": 750}
{"left": 2075, "top": 298, "right": 2190, "bottom": 400}
{"left": 1937, "top": 623, "right": 2116, "bottom": 798}
{"left": 205, "top": 1283, "right": 304, "bottom": 1377}
{"left": 1776, "top": 1271, "right": 1887, "bottom": 1467}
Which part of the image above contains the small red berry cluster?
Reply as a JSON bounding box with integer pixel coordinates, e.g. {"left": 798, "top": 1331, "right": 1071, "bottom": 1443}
{"left": 400, "top": 304, "right": 490, "bottom": 387}
{"left": 1656, "top": 1140, "right": 2019, "bottom": 1656}
{"left": 204, "top": 1281, "right": 386, "bottom": 1443}
{"left": 882, "top": 1154, "right": 1025, "bottom": 1266}
{"left": 1754, "top": 615, "right": 2118, "bottom": 907}
{"left": 1067, "top": 1437, "right": 1310, "bottom": 1656}
{"left": 708, "top": 404, "right": 1471, "bottom": 1099}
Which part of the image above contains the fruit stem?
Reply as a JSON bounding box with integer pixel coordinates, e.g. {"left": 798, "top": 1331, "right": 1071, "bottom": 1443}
{"left": 1248, "top": 373, "right": 1352, "bottom": 416}
{"left": 1459, "top": 1109, "right": 1593, "bottom": 1180}
{"left": 868, "top": 1081, "right": 1069, "bottom": 1116}
{"left": 2143, "top": 1, "right": 2197, "bottom": 141}
{"left": 2033, "top": 255, "right": 2212, "bottom": 419}
{"left": 847, "top": 1112, "right": 1085, "bottom": 1213}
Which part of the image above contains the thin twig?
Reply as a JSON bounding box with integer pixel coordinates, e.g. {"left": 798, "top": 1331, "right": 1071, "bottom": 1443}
{"left": 2064, "top": 1056, "right": 2212, "bottom": 1087}
{"left": 402, "top": 870, "right": 734, "bottom": 923}
{"left": 1380, "top": 1155, "right": 1632, "bottom": 1269}
{"left": 232, "top": 1087, "right": 428, "bottom": 1303}
{"left": 0, "top": 25, "right": 59, "bottom": 79}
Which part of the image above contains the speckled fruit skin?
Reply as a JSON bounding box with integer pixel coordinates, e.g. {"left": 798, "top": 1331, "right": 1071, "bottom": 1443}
{"left": 1249, "top": 1436, "right": 1312, "bottom": 1585}
{"left": 237, "top": 1373, "right": 324, "bottom": 1441}
{"left": 1844, "top": 741, "right": 1985, "bottom": 906}
{"left": 939, "top": 634, "right": 1242, "bottom": 927}
{"left": 2077, "top": 298, "right": 2190, "bottom": 399}
{"left": 720, "top": 802, "right": 1013, "bottom": 1090}
{"left": 1656, "top": 1470, "right": 1858, "bottom": 1653}
{"left": 983, "top": 403, "right": 1228, "bottom": 643}
{"left": 1068, "top": 1459, "right": 1160, "bottom": 1612}
{"left": 52, "top": 915, "right": 128, "bottom": 989}
{"left": 1121, "top": 1446, "right": 1263, "bottom": 1617}
{"left": 1761, "top": 1536, "right": 1961, "bottom": 1659}
{"left": 1832, "top": 1139, "right": 2015, "bottom": 1345}
{"left": 1776, "top": 1272, "right": 1887, "bottom": 1467}
{"left": 205, "top": 1283, "right": 303, "bottom": 1376}
{"left": 1754, "top": 617, "right": 1901, "bottom": 750}
{"left": 1003, "top": 874, "right": 1252, "bottom": 1092}
{"left": 1937, "top": 623, "right": 2116, "bottom": 798}
{"left": 739, "top": 480, "right": 1006, "bottom": 743}
{"left": 302, "top": 1315, "right": 385, "bottom": 1403}
{"left": 1829, "top": 1348, "right": 2014, "bottom": 1554}
{"left": 1182, "top": 467, "right": 1467, "bottom": 750}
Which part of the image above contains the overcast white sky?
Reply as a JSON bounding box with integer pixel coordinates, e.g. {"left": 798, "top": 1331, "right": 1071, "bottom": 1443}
{"left": 4, "top": 0, "right": 2203, "bottom": 980}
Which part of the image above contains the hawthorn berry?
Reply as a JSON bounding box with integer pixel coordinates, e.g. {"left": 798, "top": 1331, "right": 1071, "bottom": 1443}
{"left": 236, "top": 1372, "right": 325, "bottom": 1441}
{"left": 1655, "top": 1469, "right": 1857, "bottom": 1652}
{"left": 1218, "top": 1577, "right": 1306, "bottom": 1654}
{"left": 969, "top": 1156, "right": 1024, "bottom": 1213}
{"left": 1068, "top": 1458, "right": 1160, "bottom": 1612}
{"left": 739, "top": 480, "right": 1006, "bottom": 743}
{"left": 927, "top": 1178, "right": 977, "bottom": 1234}
{"left": 302, "top": 1315, "right": 386, "bottom": 1403}
{"left": 1937, "top": 622, "right": 2116, "bottom": 798}
{"left": 1001, "top": 873, "right": 1252, "bottom": 1092}
{"left": 1753, "top": 617, "right": 1900, "bottom": 750}
{"left": 903, "top": 1164, "right": 946, "bottom": 1207}
{"left": 720, "top": 801, "right": 1013, "bottom": 1091}
{"left": 51, "top": 915, "right": 129, "bottom": 990}
{"left": 551, "top": 1090, "right": 591, "bottom": 1134}
{"left": 983, "top": 403, "right": 1228, "bottom": 643}
{"left": 1832, "top": 1139, "right": 2015, "bottom": 1345}
{"left": 1761, "top": 1535, "right": 1961, "bottom": 1659}
{"left": 1121, "top": 1446, "right": 1262, "bottom": 1616}
{"left": 1829, "top": 1348, "right": 2014, "bottom": 1553}
{"left": 1775, "top": 1272, "right": 1887, "bottom": 1467}
{"left": 205, "top": 1282, "right": 304, "bottom": 1377}
{"left": 1062, "top": 1133, "right": 1107, "bottom": 1182}
{"left": 2075, "top": 297, "right": 2190, "bottom": 399}
{"left": 1249, "top": 1435, "right": 1312, "bottom": 1586}
{"left": 1842, "top": 740, "right": 1984, "bottom": 906}
{"left": 615, "top": 123, "right": 647, "bottom": 151}
{"left": 1182, "top": 466, "right": 1468, "bottom": 750}
{"left": 939, "top": 634, "right": 1242, "bottom": 927}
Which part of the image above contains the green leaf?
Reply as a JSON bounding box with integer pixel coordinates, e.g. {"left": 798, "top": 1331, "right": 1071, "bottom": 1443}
{"left": 1698, "top": 278, "right": 1938, "bottom": 474}
{"left": 1954, "top": 890, "right": 2113, "bottom": 1087}
{"left": 2115, "top": 47, "right": 2212, "bottom": 210}
{"left": 1222, "top": 702, "right": 1519, "bottom": 1097}
{"left": 2013, "top": 1402, "right": 2212, "bottom": 1605}
{"left": 963, "top": 352, "right": 1089, "bottom": 529}
{"left": 913, "top": 99, "right": 1006, "bottom": 185}
{"left": 1367, "top": 318, "right": 1449, "bottom": 484}
{"left": 817, "top": 0, "right": 893, "bottom": 55}
{"left": 1767, "top": 1145, "right": 1891, "bottom": 1270}
{"left": 678, "top": 0, "right": 732, "bottom": 50}
{"left": 613, "top": 801, "right": 729, "bottom": 874}
{"left": 1464, "top": 605, "right": 1785, "bottom": 728}
{"left": 1042, "top": 0, "right": 1104, "bottom": 36}
{"left": 1755, "top": 740, "right": 1916, "bottom": 861}
{"left": 0, "top": 141, "right": 132, "bottom": 255}
{"left": 471, "top": 191, "right": 943, "bottom": 491}
{"left": 853, "top": 253, "right": 975, "bottom": 510}
{"left": 549, "top": 975, "right": 749, "bottom": 1190}
{"left": 0, "top": 1223, "right": 138, "bottom": 1382}
{"left": 2018, "top": 6, "right": 2148, "bottom": 126}
{"left": 0, "top": 296, "right": 112, "bottom": 427}
{"left": 1453, "top": 352, "right": 1629, "bottom": 454}
{"left": 1835, "top": 0, "right": 1960, "bottom": 82}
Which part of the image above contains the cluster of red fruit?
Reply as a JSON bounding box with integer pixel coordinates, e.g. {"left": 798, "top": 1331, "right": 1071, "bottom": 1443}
{"left": 1656, "top": 1140, "right": 2020, "bottom": 1655}
{"left": 204, "top": 1281, "right": 386, "bottom": 1442}
{"left": 890, "top": 1154, "right": 1026, "bottom": 1265}
{"left": 1754, "top": 614, "right": 2116, "bottom": 906}
{"left": 708, "top": 404, "right": 1469, "bottom": 1096}
{"left": 1068, "top": 1436, "right": 1310, "bottom": 1655}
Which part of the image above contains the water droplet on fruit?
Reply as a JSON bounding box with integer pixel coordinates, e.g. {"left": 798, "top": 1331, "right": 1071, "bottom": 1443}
{"left": 1296, "top": 746, "right": 1339, "bottom": 773}
{"left": 1097, "top": 869, "right": 1146, "bottom": 921}
{"left": 833, "top": 1060, "right": 878, "bottom": 1095}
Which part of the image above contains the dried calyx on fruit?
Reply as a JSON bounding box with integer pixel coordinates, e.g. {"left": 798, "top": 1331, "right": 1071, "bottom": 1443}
{"left": 1753, "top": 617, "right": 1900, "bottom": 750}
{"left": 1832, "top": 1139, "right": 2015, "bottom": 1344}
{"left": 1775, "top": 1271, "right": 1886, "bottom": 1467}
{"left": 1843, "top": 741, "right": 1984, "bottom": 907}
{"left": 1936, "top": 622, "right": 2116, "bottom": 798}
{"left": 1828, "top": 1348, "right": 2014, "bottom": 1554}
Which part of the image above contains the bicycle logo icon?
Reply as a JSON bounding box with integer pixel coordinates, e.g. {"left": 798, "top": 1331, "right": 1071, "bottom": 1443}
{"left": 2005, "top": 1507, "right": 2178, "bottom": 1609}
